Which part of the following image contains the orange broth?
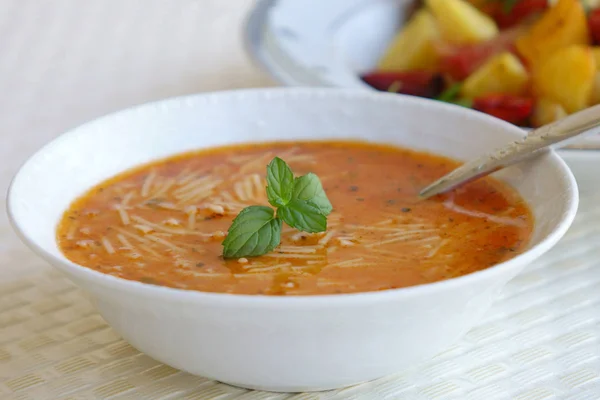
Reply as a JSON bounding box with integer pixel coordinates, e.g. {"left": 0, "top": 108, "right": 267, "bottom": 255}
{"left": 57, "top": 141, "right": 533, "bottom": 295}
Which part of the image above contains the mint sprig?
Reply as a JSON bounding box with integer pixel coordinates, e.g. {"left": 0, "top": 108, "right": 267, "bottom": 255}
{"left": 277, "top": 199, "right": 327, "bottom": 233}
{"left": 222, "top": 157, "right": 332, "bottom": 258}
{"left": 222, "top": 206, "right": 282, "bottom": 258}
{"left": 266, "top": 157, "right": 294, "bottom": 207}
{"left": 292, "top": 173, "right": 332, "bottom": 215}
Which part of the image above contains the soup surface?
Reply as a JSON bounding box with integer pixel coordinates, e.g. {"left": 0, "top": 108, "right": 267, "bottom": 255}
{"left": 57, "top": 141, "right": 533, "bottom": 295}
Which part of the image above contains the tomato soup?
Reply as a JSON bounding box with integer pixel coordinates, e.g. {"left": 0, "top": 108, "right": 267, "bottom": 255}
{"left": 57, "top": 141, "right": 533, "bottom": 295}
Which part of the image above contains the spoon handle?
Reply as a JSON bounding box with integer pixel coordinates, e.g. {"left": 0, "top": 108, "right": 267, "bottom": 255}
{"left": 419, "top": 104, "right": 600, "bottom": 199}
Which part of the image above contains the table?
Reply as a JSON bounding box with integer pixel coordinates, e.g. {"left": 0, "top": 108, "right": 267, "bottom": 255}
{"left": 1, "top": 1, "right": 600, "bottom": 399}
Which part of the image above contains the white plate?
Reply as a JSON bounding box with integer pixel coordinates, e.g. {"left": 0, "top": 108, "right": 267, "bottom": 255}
{"left": 244, "top": 0, "right": 600, "bottom": 149}
{"left": 7, "top": 88, "right": 577, "bottom": 392}
{"left": 245, "top": 0, "right": 407, "bottom": 88}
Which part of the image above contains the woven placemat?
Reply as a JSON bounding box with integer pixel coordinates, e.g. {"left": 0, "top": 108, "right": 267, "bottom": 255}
{"left": 1, "top": 153, "right": 599, "bottom": 399}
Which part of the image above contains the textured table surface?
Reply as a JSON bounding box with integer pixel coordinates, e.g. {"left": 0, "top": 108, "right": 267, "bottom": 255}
{"left": 1, "top": 1, "right": 600, "bottom": 399}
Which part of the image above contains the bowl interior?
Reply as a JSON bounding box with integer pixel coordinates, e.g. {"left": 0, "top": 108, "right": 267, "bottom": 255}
{"left": 8, "top": 88, "right": 576, "bottom": 285}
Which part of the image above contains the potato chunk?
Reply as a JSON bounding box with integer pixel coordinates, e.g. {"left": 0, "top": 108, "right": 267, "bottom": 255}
{"left": 461, "top": 52, "right": 529, "bottom": 99}
{"left": 377, "top": 10, "right": 439, "bottom": 71}
{"left": 533, "top": 45, "right": 596, "bottom": 113}
{"left": 426, "top": 0, "right": 498, "bottom": 44}
{"left": 516, "top": 0, "right": 589, "bottom": 67}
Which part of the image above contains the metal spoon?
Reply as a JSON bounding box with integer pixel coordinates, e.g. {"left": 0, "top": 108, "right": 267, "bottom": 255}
{"left": 419, "top": 104, "right": 600, "bottom": 199}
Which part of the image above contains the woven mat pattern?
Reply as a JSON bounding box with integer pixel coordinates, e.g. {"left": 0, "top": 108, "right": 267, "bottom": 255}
{"left": 0, "top": 171, "right": 598, "bottom": 400}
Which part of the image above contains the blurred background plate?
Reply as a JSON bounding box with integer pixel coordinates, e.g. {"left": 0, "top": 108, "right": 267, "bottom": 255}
{"left": 245, "top": 0, "right": 600, "bottom": 149}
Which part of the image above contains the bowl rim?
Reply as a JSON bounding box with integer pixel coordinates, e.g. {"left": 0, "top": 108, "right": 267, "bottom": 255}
{"left": 6, "top": 87, "right": 579, "bottom": 308}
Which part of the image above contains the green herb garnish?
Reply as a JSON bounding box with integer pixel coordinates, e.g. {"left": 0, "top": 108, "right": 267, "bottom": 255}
{"left": 265, "top": 156, "right": 294, "bottom": 207}
{"left": 291, "top": 173, "right": 333, "bottom": 216}
{"left": 388, "top": 81, "right": 402, "bottom": 93}
{"left": 222, "top": 157, "right": 332, "bottom": 258}
{"left": 484, "top": 0, "right": 519, "bottom": 14}
{"left": 452, "top": 98, "right": 474, "bottom": 108}
{"left": 437, "top": 83, "right": 463, "bottom": 102}
{"left": 436, "top": 83, "right": 473, "bottom": 109}
{"left": 501, "top": 0, "right": 520, "bottom": 14}
{"left": 221, "top": 206, "right": 283, "bottom": 258}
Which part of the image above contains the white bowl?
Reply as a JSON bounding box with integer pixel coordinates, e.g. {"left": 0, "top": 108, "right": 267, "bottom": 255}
{"left": 7, "top": 88, "right": 578, "bottom": 392}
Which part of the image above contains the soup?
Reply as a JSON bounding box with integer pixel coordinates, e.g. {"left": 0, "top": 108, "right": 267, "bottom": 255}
{"left": 57, "top": 141, "right": 533, "bottom": 295}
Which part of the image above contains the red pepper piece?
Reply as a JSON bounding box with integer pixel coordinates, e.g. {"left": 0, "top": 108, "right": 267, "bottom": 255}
{"left": 361, "top": 71, "right": 444, "bottom": 98}
{"left": 589, "top": 8, "right": 600, "bottom": 44}
{"left": 473, "top": 94, "right": 534, "bottom": 124}
{"left": 490, "top": 0, "right": 549, "bottom": 29}
{"left": 436, "top": 27, "right": 524, "bottom": 81}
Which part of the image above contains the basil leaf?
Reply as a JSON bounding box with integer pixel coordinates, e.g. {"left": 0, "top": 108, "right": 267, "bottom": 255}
{"left": 222, "top": 206, "right": 282, "bottom": 258}
{"left": 278, "top": 199, "right": 327, "bottom": 233}
{"left": 292, "top": 173, "right": 333, "bottom": 216}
